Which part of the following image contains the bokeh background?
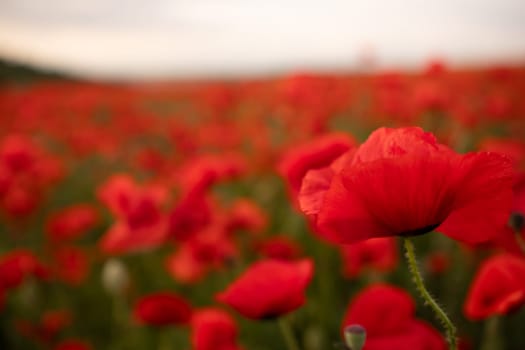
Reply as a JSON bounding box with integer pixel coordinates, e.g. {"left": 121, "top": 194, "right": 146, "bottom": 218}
{"left": 0, "top": 2, "right": 524, "bottom": 350}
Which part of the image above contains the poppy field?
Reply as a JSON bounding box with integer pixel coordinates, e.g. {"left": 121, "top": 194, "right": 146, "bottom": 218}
{"left": 0, "top": 62, "right": 524, "bottom": 350}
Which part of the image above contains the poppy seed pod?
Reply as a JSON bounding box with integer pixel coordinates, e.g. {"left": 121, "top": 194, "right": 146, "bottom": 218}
{"left": 344, "top": 324, "right": 366, "bottom": 350}
{"left": 101, "top": 259, "right": 129, "bottom": 295}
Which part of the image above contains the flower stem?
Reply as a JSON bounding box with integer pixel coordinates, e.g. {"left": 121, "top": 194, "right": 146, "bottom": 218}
{"left": 480, "top": 316, "right": 503, "bottom": 350}
{"left": 278, "top": 317, "right": 300, "bottom": 350}
{"left": 513, "top": 229, "right": 525, "bottom": 255}
{"left": 158, "top": 329, "right": 172, "bottom": 350}
{"left": 403, "top": 238, "right": 457, "bottom": 350}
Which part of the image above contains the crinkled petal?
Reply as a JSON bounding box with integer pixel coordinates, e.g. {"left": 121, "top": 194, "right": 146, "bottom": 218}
{"left": 438, "top": 152, "right": 514, "bottom": 244}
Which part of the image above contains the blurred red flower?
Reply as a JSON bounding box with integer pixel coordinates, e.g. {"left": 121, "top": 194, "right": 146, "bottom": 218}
{"left": 1, "top": 185, "right": 40, "bottom": 218}
{"left": 40, "top": 310, "right": 72, "bottom": 339}
{"left": 340, "top": 237, "right": 398, "bottom": 278}
{"left": 168, "top": 192, "right": 214, "bottom": 242}
{"left": 51, "top": 246, "right": 90, "bottom": 285}
{"left": 412, "top": 81, "right": 450, "bottom": 114}
{"left": 191, "top": 308, "right": 242, "bottom": 350}
{"left": 279, "top": 132, "right": 355, "bottom": 198}
{"left": 0, "top": 135, "right": 64, "bottom": 218}
{"left": 484, "top": 91, "right": 513, "bottom": 120}
{"left": 15, "top": 309, "right": 71, "bottom": 344}
{"left": 46, "top": 204, "right": 99, "bottom": 242}
{"left": 342, "top": 284, "right": 446, "bottom": 350}
{"left": 134, "top": 292, "right": 192, "bottom": 327}
{"left": 224, "top": 198, "right": 267, "bottom": 236}
{"left": 217, "top": 259, "right": 313, "bottom": 319}
{"left": 0, "top": 250, "right": 49, "bottom": 290}
{"left": 174, "top": 154, "right": 245, "bottom": 196}
{"left": 255, "top": 236, "right": 302, "bottom": 261}
{"left": 425, "top": 251, "right": 451, "bottom": 275}
{"left": 299, "top": 127, "right": 514, "bottom": 245}
{"left": 97, "top": 174, "right": 169, "bottom": 254}
{"left": 166, "top": 227, "right": 237, "bottom": 284}
{"left": 468, "top": 172, "right": 525, "bottom": 256}
{"left": 464, "top": 254, "right": 525, "bottom": 320}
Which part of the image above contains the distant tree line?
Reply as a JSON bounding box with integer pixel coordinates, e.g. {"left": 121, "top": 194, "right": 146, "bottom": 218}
{"left": 0, "top": 58, "right": 70, "bottom": 84}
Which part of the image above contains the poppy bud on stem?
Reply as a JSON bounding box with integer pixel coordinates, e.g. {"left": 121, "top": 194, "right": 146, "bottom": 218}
{"left": 278, "top": 317, "right": 300, "bottom": 350}
{"left": 344, "top": 324, "right": 366, "bottom": 350}
{"left": 403, "top": 238, "right": 457, "bottom": 350}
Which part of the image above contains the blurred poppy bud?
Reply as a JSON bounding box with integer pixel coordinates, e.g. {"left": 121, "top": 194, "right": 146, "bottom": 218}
{"left": 344, "top": 324, "right": 366, "bottom": 350}
{"left": 101, "top": 259, "right": 129, "bottom": 295}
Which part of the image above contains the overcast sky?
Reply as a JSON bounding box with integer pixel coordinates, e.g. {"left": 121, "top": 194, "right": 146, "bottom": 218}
{"left": 0, "top": 0, "right": 524, "bottom": 79}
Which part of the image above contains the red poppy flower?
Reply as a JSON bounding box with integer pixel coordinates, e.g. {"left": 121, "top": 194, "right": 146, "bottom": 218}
{"left": 191, "top": 308, "right": 242, "bottom": 350}
{"left": 487, "top": 65, "right": 515, "bottom": 82}
{"left": 168, "top": 192, "right": 214, "bottom": 242}
{"left": 198, "top": 83, "right": 236, "bottom": 115}
{"left": 51, "top": 246, "right": 90, "bottom": 285}
{"left": 40, "top": 310, "right": 72, "bottom": 339}
{"left": 425, "top": 251, "right": 451, "bottom": 275}
{"left": 0, "top": 135, "right": 39, "bottom": 173}
{"left": 484, "top": 91, "right": 513, "bottom": 120}
{"left": 464, "top": 254, "right": 525, "bottom": 320}
{"left": 477, "top": 172, "right": 525, "bottom": 256}
{"left": 412, "top": 81, "right": 450, "bottom": 114}
{"left": 46, "top": 204, "right": 99, "bottom": 242}
{"left": 279, "top": 132, "right": 355, "bottom": 198}
{"left": 1, "top": 184, "right": 41, "bottom": 218}
{"left": 225, "top": 199, "right": 267, "bottom": 236}
{"left": 0, "top": 142, "right": 61, "bottom": 218}
{"left": 134, "top": 147, "right": 168, "bottom": 174}
{"left": 97, "top": 174, "right": 167, "bottom": 219}
{"left": 342, "top": 284, "right": 446, "bottom": 350}
{"left": 0, "top": 250, "right": 49, "bottom": 289}
{"left": 97, "top": 174, "right": 169, "bottom": 254}
{"left": 340, "top": 237, "right": 398, "bottom": 278}
{"left": 217, "top": 259, "right": 314, "bottom": 319}
{"left": 15, "top": 309, "right": 71, "bottom": 344}
{"left": 99, "top": 218, "right": 168, "bottom": 255}
{"left": 134, "top": 292, "right": 192, "bottom": 327}
{"left": 174, "top": 154, "right": 245, "bottom": 195}
{"left": 424, "top": 59, "right": 447, "bottom": 78}
{"left": 166, "top": 227, "right": 237, "bottom": 284}
{"left": 374, "top": 87, "right": 413, "bottom": 123}
{"left": 299, "top": 127, "right": 514, "bottom": 245}
{"left": 278, "top": 73, "right": 345, "bottom": 112}
{"left": 255, "top": 236, "right": 302, "bottom": 261}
